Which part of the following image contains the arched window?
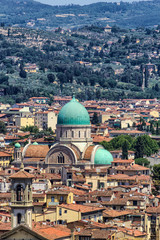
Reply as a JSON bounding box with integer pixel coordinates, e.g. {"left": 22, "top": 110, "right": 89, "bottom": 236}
{"left": 16, "top": 185, "right": 24, "bottom": 201}
{"left": 17, "top": 213, "right": 22, "bottom": 224}
{"left": 58, "top": 152, "right": 64, "bottom": 163}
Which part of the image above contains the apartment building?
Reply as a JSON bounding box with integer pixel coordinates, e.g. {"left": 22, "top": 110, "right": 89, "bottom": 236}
{"left": 35, "top": 111, "right": 57, "bottom": 131}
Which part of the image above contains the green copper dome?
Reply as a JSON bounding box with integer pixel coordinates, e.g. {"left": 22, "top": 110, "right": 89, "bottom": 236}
{"left": 94, "top": 148, "right": 113, "bottom": 165}
{"left": 33, "top": 142, "right": 38, "bottom": 145}
{"left": 15, "top": 142, "right": 21, "bottom": 148}
{"left": 57, "top": 96, "right": 90, "bottom": 125}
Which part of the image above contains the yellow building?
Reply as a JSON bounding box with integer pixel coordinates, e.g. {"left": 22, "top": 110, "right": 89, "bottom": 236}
{"left": 32, "top": 203, "right": 57, "bottom": 223}
{"left": 15, "top": 116, "right": 35, "bottom": 128}
{"left": 150, "top": 110, "right": 159, "bottom": 118}
{"left": 56, "top": 204, "right": 105, "bottom": 224}
{"left": 15, "top": 107, "right": 35, "bottom": 128}
{"left": 33, "top": 193, "right": 46, "bottom": 203}
{"left": 0, "top": 151, "right": 12, "bottom": 167}
{"left": 46, "top": 190, "right": 73, "bottom": 208}
{"left": 85, "top": 168, "right": 108, "bottom": 191}
{"left": 24, "top": 63, "right": 38, "bottom": 73}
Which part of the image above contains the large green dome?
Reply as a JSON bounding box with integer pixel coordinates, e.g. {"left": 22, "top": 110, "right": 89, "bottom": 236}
{"left": 57, "top": 96, "right": 91, "bottom": 125}
{"left": 94, "top": 148, "right": 113, "bottom": 165}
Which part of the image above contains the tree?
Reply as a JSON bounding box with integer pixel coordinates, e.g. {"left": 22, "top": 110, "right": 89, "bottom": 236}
{"left": 122, "top": 140, "right": 128, "bottom": 159}
{"left": 100, "top": 135, "right": 133, "bottom": 151}
{"left": 144, "top": 67, "right": 149, "bottom": 88}
{"left": 0, "top": 121, "right": 6, "bottom": 134}
{"left": 123, "top": 35, "right": 130, "bottom": 45}
{"left": 19, "top": 69, "right": 27, "bottom": 78}
{"left": 92, "top": 112, "right": 99, "bottom": 125}
{"left": 134, "top": 135, "right": 159, "bottom": 158}
{"left": 152, "top": 164, "right": 160, "bottom": 194}
{"left": 47, "top": 73, "right": 55, "bottom": 83}
{"left": 156, "top": 122, "right": 159, "bottom": 135}
{"left": 134, "top": 136, "right": 145, "bottom": 158}
{"left": 0, "top": 74, "right": 9, "bottom": 84}
{"left": 155, "top": 83, "right": 159, "bottom": 92}
{"left": 21, "top": 125, "right": 39, "bottom": 134}
{"left": 66, "top": 39, "right": 74, "bottom": 47}
{"left": 135, "top": 158, "right": 150, "bottom": 167}
{"left": 150, "top": 121, "right": 155, "bottom": 134}
{"left": 57, "top": 72, "right": 66, "bottom": 84}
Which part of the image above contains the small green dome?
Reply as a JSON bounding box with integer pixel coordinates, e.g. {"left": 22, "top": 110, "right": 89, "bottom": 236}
{"left": 94, "top": 148, "right": 113, "bottom": 165}
{"left": 15, "top": 142, "right": 21, "bottom": 148}
{"left": 32, "top": 142, "right": 38, "bottom": 145}
{"left": 57, "top": 96, "right": 90, "bottom": 125}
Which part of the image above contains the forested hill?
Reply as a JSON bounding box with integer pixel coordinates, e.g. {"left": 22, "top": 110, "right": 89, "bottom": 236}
{"left": 1, "top": 0, "right": 160, "bottom": 29}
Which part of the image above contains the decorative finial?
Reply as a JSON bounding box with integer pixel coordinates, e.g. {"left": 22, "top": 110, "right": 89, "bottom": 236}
{"left": 72, "top": 92, "right": 76, "bottom": 101}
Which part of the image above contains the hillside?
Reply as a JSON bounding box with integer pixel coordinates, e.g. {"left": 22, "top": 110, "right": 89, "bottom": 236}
{"left": 0, "top": 25, "right": 160, "bottom": 103}
{"left": 1, "top": 0, "right": 160, "bottom": 29}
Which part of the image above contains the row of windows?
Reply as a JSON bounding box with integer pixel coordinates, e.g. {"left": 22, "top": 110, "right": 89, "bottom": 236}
{"left": 0, "top": 157, "right": 10, "bottom": 160}
{"left": 59, "top": 208, "right": 67, "bottom": 215}
{"left": 51, "top": 196, "right": 64, "bottom": 202}
{"left": 60, "top": 130, "right": 88, "bottom": 138}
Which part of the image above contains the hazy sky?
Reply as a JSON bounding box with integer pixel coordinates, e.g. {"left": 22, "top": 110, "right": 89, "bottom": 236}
{"left": 34, "top": 0, "right": 126, "bottom": 6}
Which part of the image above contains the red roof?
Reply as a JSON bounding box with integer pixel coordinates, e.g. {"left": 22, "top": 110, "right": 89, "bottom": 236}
{"left": 10, "top": 170, "right": 34, "bottom": 179}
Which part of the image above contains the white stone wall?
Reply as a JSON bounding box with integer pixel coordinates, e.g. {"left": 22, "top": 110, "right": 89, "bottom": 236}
{"left": 56, "top": 124, "right": 92, "bottom": 143}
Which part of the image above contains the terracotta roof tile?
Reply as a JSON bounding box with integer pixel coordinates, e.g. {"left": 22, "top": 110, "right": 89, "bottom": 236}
{"left": 84, "top": 145, "right": 95, "bottom": 160}
{"left": 0, "top": 151, "right": 11, "bottom": 157}
{"left": 103, "top": 209, "right": 132, "bottom": 218}
{"left": 60, "top": 203, "right": 105, "bottom": 213}
{"left": 32, "top": 223, "right": 71, "bottom": 240}
{"left": 10, "top": 170, "right": 34, "bottom": 179}
{"left": 25, "top": 145, "right": 49, "bottom": 158}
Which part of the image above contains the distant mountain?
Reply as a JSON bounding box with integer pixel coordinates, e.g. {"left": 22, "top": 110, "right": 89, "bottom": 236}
{"left": 0, "top": 0, "right": 160, "bottom": 29}
{"left": 34, "top": 0, "right": 138, "bottom": 6}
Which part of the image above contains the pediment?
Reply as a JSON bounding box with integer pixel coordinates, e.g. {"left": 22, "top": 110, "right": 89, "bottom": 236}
{"left": 1, "top": 224, "right": 48, "bottom": 240}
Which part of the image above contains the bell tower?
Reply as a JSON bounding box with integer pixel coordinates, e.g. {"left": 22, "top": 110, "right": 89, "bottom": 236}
{"left": 14, "top": 142, "right": 22, "bottom": 162}
{"left": 10, "top": 163, "right": 34, "bottom": 229}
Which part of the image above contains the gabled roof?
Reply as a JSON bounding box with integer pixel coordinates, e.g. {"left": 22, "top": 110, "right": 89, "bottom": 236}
{"left": 59, "top": 203, "right": 105, "bottom": 213}
{"left": 103, "top": 209, "right": 132, "bottom": 218}
{"left": 1, "top": 224, "right": 48, "bottom": 240}
{"left": 9, "top": 170, "right": 34, "bottom": 179}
